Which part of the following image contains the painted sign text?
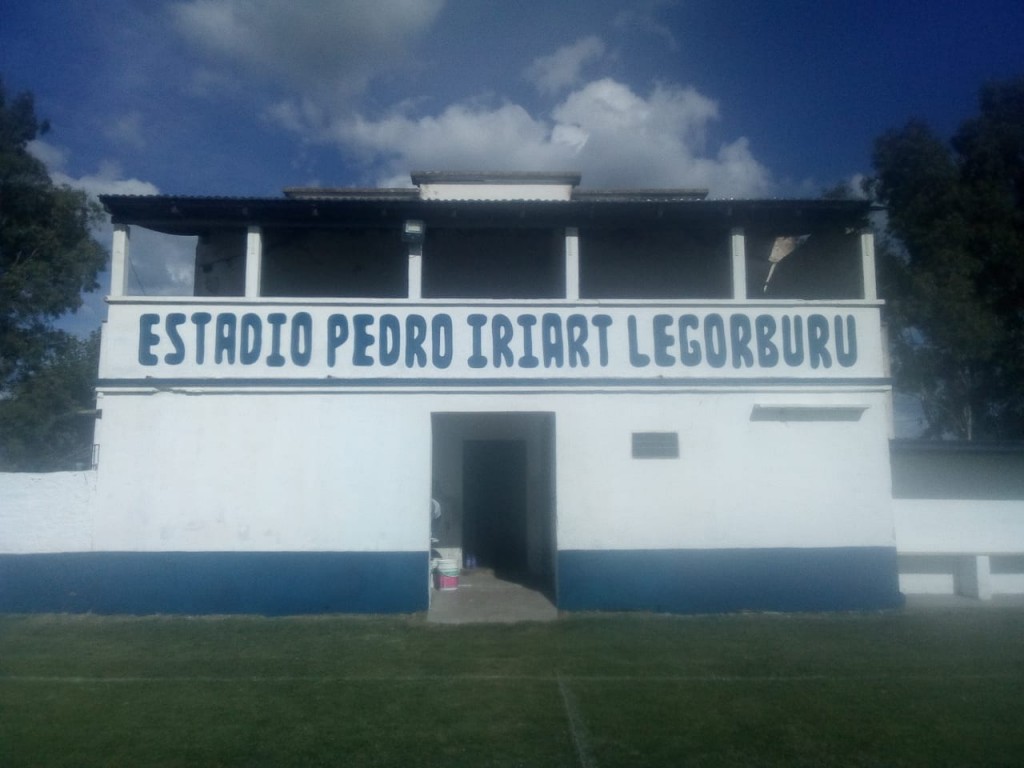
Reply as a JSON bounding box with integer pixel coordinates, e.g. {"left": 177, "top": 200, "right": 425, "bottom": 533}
{"left": 136, "top": 309, "right": 859, "bottom": 373}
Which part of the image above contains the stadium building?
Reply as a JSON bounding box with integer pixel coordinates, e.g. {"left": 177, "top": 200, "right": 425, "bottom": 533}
{"left": 2, "top": 172, "right": 908, "bottom": 614}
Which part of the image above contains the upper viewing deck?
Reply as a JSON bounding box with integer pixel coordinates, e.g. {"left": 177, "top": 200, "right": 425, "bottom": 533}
{"left": 96, "top": 175, "right": 884, "bottom": 385}
{"left": 99, "top": 172, "right": 879, "bottom": 305}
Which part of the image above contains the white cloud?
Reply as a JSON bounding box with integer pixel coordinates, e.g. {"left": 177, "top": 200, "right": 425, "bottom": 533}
{"left": 338, "top": 101, "right": 569, "bottom": 179}
{"left": 525, "top": 37, "right": 606, "bottom": 95}
{"left": 613, "top": 3, "right": 679, "bottom": 51}
{"left": 103, "top": 112, "right": 146, "bottom": 150}
{"left": 26, "top": 139, "right": 69, "bottom": 171}
{"left": 555, "top": 79, "right": 717, "bottom": 149}
{"left": 29, "top": 141, "right": 160, "bottom": 197}
{"left": 844, "top": 172, "right": 870, "bottom": 199}
{"left": 327, "top": 78, "right": 771, "bottom": 197}
{"left": 263, "top": 96, "right": 330, "bottom": 138}
{"left": 172, "top": 0, "right": 444, "bottom": 104}
{"left": 166, "top": 2, "right": 773, "bottom": 198}
{"left": 52, "top": 162, "right": 160, "bottom": 199}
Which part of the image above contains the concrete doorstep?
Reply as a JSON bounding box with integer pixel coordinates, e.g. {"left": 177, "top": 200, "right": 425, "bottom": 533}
{"left": 427, "top": 568, "right": 558, "bottom": 624}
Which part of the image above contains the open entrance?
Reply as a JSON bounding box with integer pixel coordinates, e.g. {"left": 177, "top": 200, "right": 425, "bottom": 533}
{"left": 464, "top": 440, "right": 528, "bottom": 575}
{"left": 430, "top": 413, "right": 556, "bottom": 604}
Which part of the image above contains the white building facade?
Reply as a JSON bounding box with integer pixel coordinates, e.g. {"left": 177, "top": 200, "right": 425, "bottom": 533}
{"left": 1, "top": 173, "right": 904, "bottom": 614}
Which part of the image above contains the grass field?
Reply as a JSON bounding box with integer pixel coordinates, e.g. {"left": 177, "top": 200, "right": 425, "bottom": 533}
{"left": 2, "top": 607, "right": 1023, "bottom": 767}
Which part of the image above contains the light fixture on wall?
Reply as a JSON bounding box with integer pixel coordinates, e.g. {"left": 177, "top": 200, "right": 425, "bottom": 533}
{"left": 403, "top": 219, "right": 425, "bottom": 244}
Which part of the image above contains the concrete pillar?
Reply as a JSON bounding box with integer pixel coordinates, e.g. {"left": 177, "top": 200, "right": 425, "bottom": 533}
{"left": 244, "top": 226, "right": 262, "bottom": 298}
{"left": 405, "top": 220, "right": 424, "bottom": 299}
{"left": 860, "top": 230, "right": 878, "bottom": 301}
{"left": 957, "top": 555, "right": 992, "bottom": 600}
{"left": 731, "top": 228, "right": 746, "bottom": 300}
{"left": 408, "top": 242, "right": 423, "bottom": 300}
{"left": 110, "top": 224, "right": 130, "bottom": 297}
{"left": 565, "top": 227, "right": 580, "bottom": 301}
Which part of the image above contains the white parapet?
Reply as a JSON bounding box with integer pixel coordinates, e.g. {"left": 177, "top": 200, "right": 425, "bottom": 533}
{"left": 0, "top": 471, "right": 97, "bottom": 553}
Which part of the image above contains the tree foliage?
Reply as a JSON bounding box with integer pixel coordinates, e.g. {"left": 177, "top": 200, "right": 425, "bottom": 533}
{"left": 0, "top": 331, "right": 100, "bottom": 470}
{"left": 868, "top": 78, "right": 1024, "bottom": 440}
{"left": 0, "top": 77, "right": 107, "bottom": 469}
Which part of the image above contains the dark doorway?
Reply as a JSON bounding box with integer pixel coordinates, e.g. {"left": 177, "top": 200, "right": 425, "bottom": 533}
{"left": 430, "top": 412, "right": 556, "bottom": 605}
{"left": 463, "top": 440, "right": 528, "bottom": 576}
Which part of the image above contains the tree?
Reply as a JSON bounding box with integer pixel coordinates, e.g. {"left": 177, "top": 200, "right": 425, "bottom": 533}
{"left": 0, "top": 77, "right": 107, "bottom": 469}
{"left": 0, "top": 331, "right": 100, "bottom": 470}
{"left": 868, "top": 78, "right": 1024, "bottom": 440}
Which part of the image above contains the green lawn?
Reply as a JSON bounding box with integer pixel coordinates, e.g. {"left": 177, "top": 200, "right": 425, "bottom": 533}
{"left": 2, "top": 608, "right": 1023, "bottom": 767}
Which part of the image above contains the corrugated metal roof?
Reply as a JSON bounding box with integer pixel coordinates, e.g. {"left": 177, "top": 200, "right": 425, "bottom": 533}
{"left": 283, "top": 187, "right": 419, "bottom": 200}
{"left": 97, "top": 190, "right": 874, "bottom": 235}
{"left": 98, "top": 192, "right": 870, "bottom": 210}
{"left": 574, "top": 189, "right": 708, "bottom": 202}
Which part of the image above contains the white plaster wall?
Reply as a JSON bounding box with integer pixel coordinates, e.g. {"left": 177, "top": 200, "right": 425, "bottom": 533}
{"left": 898, "top": 572, "right": 956, "bottom": 595}
{"left": 0, "top": 471, "right": 96, "bottom": 553}
{"left": 93, "top": 392, "right": 431, "bottom": 552}
{"left": 555, "top": 390, "right": 895, "bottom": 551}
{"left": 418, "top": 182, "right": 574, "bottom": 201}
{"left": 993, "top": 573, "right": 1024, "bottom": 593}
{"left": 894, "top": 499, "right": 1024, "bottom": 554}
{"left": 92, "top": 387, "right": 895, "bottom": 556}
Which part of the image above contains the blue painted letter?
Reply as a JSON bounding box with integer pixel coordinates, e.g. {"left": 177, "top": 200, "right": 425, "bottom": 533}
{"left": 139, "top": 314, "right": 160, "bottom": 366}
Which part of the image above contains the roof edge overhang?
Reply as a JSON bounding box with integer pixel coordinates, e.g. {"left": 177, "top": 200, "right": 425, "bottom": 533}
{"left": 282, "top": 187, "right": 419, "bottom": 200}
{"left": 574, "top": 189, "right": 709, "bottom": 201}
{"left": 97, "top": 193, "right": 874, "bottom": 235}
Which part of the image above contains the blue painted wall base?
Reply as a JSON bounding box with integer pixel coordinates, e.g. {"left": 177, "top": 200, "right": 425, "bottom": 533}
{"left": 3, "top": 548, "right": 901, "bottom": 615}
{"left": 0, "top": 551, "right": 429, "bottom": 615}
{"left": 558, "top": 547, "right": 903, "bottom": 613}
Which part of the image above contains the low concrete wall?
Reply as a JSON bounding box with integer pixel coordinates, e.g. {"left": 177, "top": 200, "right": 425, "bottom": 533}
{"left": 0, "top": 471, "right": 96, "bottom": 553}
{"left": 892, "top": 442, "right": 1024, "bottom": 599}
{"left": 895, "top": 499, "right": 1024, "bottom": 554}
{"left": 5, "top": 454, "right": 1024, "bottom": 605}
{"left": 894, "top": 499, "right": 1024, "bottom": 598}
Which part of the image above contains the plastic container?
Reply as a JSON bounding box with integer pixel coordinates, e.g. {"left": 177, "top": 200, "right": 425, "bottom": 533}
{"left": 434, "top": 558, "right": 460, "bottom": 591}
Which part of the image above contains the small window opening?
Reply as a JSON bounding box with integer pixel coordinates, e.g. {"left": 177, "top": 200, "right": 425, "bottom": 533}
{"left": 632, "top": 432, "right": 679, "bottom": 459}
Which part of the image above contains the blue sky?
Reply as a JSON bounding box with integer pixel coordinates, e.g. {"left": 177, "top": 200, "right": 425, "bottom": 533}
{"left": 6, "top": 0, "right": 1022, "bottom": 201}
